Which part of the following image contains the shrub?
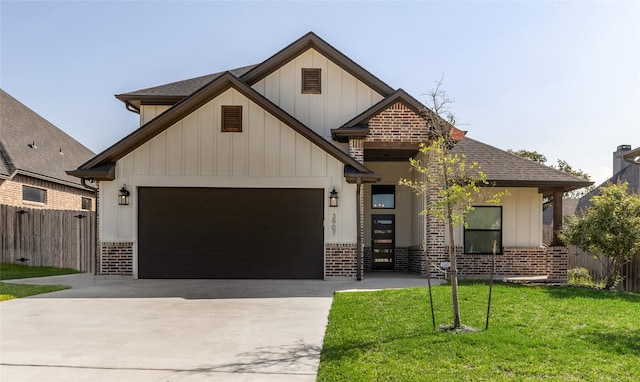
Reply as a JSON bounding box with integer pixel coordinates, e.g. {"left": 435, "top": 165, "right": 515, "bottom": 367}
{"left": 567, "top": 267, "right": 592, "bottom": 286}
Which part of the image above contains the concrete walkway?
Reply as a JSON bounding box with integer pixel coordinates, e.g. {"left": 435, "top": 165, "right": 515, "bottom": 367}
{"left": 1, "top": 273, "right": 440, "bottom": 381}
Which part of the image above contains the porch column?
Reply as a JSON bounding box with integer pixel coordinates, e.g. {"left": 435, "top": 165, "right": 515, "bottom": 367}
{"left": 349, "top": 138, "right": 365, "bottom": 280}
{"left": 551, "top": 188, "right": 564, "bottom": 246}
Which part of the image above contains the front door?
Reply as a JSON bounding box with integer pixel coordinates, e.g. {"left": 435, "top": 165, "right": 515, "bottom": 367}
{"left": 371, "top": 214, "right": 395, "bottom": 270}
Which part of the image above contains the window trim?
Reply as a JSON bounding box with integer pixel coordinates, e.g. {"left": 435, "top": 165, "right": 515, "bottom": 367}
{"left": 22, "top": 185, "right": 46, "bottom": 204}
{"left": 371, "top": 184, "right": 395, "bottom": 209}
{"left": 221, "top": 105, "right": 243, "bottom": 132}
{"left": 301, "top": 68, "right": 321, "bottom": 94}
{"left": 463, "top": 206, "right": 503, "bottom": 254}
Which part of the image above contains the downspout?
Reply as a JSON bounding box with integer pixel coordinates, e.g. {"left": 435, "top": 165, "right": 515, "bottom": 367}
{"left": 125, "top": 101, "right": 140, "bottom": 114}
{"left": 81, "top": 178, "right": 97, "bottom": 192}
{"left": 356, "top": 177, "right": 362, "bottom": 281}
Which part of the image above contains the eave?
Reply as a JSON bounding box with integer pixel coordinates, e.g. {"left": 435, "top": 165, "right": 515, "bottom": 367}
{"left": 240, "top": 32, "right": 395, "bottom": 97}
{"left": 71, "top": 72, "right": 379, "bottom": 183}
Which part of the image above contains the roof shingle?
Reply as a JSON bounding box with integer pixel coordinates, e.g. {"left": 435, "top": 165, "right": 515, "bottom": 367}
{"left": 0, "top": 89, "right": 95, "bottom": 187}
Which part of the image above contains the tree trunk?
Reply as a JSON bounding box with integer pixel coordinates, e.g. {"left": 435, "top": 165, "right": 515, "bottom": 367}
{"left": 448, "top": 205, "right": 461, "bottom": 328}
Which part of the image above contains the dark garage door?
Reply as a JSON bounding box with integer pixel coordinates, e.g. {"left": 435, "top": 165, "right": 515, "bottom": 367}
{"left": 138, "top": 188, "right": 324, "bottom": 279}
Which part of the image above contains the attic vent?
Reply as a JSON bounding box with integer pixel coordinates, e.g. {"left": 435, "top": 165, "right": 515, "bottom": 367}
{"left": 302, "top": 68, "right": 321, "bottom": 94}
{"left": 221, "top": 105, "right": 242, "bottom": 132}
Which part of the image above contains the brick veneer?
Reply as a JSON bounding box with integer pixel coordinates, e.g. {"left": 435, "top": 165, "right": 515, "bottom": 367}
{"left": 367, "top": 102, "right": 430, "bottom": 143}
{"left": 0, "top": 175, "right": 95, "bottom": 211}
{"left": 454, "top": 246, "right": 567, "bottom": 279}
{"left": 325, "top": 244, "right": 358, "bottom": 278}
{"left": 100, "top": 242, "right": 133, "bottom": 275}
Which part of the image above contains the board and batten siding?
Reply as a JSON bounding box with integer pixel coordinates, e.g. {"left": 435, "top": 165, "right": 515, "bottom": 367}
{"left": 252, "top": 48, "right": 385, "bottom": 140}
{"left": 140, "top": 105, "right": 171, "bottom": 125}
{"left": 100, "top": 88, "right": 358, "bottom": 246}
{"left": 449, "top": 187, "right": 543, "bottom": 248}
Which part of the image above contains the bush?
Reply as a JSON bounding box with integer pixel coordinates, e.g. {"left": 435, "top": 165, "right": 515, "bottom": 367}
{"left": 567, "top": 267, "right": 592, "bottom": 286}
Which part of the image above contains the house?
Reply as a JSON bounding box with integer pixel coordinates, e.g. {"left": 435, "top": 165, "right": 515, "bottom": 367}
{"left": 0, "top": 89, "right": 95, "bottom": 211}
{"left": 68, "top": 32, "right": 591, "bottom": 280}
{"left": 543, "top": 144, "right": 640, "bottom": 241}
{"left": 576, "top": 144, "right": 640, "bottom": 213}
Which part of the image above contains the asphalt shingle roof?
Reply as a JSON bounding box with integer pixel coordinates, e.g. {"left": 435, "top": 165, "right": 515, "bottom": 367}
{"left": 0, "top": 89, "right": 95, "bottom": 187}
{"left": 115, "top": 65, "right": 256, "bottom": 106}
{"left": 576, "top": 162, "right": 640, "bottom": 213}
{"left": 451, "top": 137, "right": 593, "bottom": 193}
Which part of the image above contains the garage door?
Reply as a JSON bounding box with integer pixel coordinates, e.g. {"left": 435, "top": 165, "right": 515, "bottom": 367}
{"left": 138, "top": 188, "right": 324, "bottom": 279}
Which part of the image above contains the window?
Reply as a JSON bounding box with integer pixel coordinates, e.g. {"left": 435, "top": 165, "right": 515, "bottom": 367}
{"left": 372, "top": 185, "right": 395, "bottom": 209}
{"left": 302, "top": 68, "right": 321, "bottom": 94}
{"left": 23, "top": 186, "right": 46, "bottom": 204}
{"left": 221, "top": 105, "right": 242, "bottom": 132}
{"left": 464, "top": 206, "right": 502, "bottom": 254}
{"left": 82, "top": 197, "right": 92, "bottom": 210}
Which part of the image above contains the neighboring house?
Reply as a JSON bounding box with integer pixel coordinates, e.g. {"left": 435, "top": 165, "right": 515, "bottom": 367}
{"left": 0, "top": 89, "right": 95, "bottom": 211}
{"left": 68, "top": 32, "right": 590, "bottom": 280}
{"left": 543, "top": 145, "right": 640, "bottom": 244}
{"left": 576, "top": 144, "right": 640, "bottom": 213}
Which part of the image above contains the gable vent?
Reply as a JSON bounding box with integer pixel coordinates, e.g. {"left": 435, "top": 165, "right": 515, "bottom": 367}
{"left": 302, "top": 68, "right": 321, "bottom": 94}
{"left": 221, "top": 105, "right": 243, "bottom": 132}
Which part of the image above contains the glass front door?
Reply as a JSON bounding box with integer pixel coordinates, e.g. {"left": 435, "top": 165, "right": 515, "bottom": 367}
{"left": 371, "top": 214, "right": 395, "bottom": 270}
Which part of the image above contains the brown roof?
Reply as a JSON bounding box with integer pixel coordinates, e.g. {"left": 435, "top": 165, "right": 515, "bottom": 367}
{"left": 0, "top": 89, "right": 95, "bottom": 188}
{"left": 115, "top": 32, "right": 395, "bottom": 111}
{"left": 69, "top": 73, "right": 380, "bottom": 183}
{"left": 452, "top": 137, "right": 593, "bottom": 195}
{"left": 115, "top": 65, "right": 256, "bottom": 110}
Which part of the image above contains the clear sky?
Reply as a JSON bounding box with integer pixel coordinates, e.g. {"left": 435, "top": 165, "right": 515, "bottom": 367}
{"left": 1, "top": 0, "right": 638, "bottom": 186}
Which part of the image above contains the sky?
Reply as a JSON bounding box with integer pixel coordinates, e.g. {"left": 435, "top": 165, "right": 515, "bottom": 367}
{"left": 1, "top": 0, "right": 639, "bottom": 186}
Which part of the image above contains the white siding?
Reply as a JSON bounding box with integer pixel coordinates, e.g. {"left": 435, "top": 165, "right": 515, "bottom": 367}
{"left": 100, "top": 88, "right": 355, "bottom": 245}
{"left": 253, "top": 48, "right": 384, "bottom": 140}
{"left": 449, "top": 187, "right": 543, "bottom": 248}
{"left": 140, "top": 105, "right": 171, "bottom": 125}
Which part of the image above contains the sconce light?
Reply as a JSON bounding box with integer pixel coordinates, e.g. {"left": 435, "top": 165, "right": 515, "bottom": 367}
{"left": 329, "top": 187, "right": 339, "bottom": 207}
{"left": 118, "top": 184, "right": 130, "bottom": 205}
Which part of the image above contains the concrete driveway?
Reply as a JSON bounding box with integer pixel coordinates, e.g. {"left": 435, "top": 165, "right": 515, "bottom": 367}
{"left": 0, "top": 273, "right": 437, "bottom": 381}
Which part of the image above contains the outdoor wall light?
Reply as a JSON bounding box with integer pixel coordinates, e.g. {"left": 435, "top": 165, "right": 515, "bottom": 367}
{"left": 329, "top": 187, "right": 339, "bottom": 207}
{"left": 118, "top": 184, "right": 130, "bottom": 206}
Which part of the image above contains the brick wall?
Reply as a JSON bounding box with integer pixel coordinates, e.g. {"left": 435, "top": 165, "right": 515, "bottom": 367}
{"left": 0, "top": 175, "right": 95, "bottom": 211}
{"left": 325, "top": 244, "right": 358, "bottom": 278}
{"left": 395, "top": 247, "right": 409, "bottom": 271}
{"left": 453, "top": 246, "right": 568, "bottom": 280}
{"left": 100, "top": 242, "right": 133, "bottom": 275}
{"left": 367, "top": 102, "right": 430, "bottom": 143}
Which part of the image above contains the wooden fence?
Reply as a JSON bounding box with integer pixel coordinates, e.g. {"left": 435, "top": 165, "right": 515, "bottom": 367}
{"left": 0, "top": 204, "right": 96, "bottom": 272}
{"left": 568, "top": 245, "right": 640, "bottom": 292}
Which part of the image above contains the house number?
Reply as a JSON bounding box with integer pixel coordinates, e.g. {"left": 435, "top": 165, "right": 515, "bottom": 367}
{"left": 331, "top": 213, "right": 336, "bottom": 236}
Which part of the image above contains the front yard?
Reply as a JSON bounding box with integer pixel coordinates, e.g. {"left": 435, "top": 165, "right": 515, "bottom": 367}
{"left": 0, "top": 263, "right": 76, "bottom": 301}
{"left": 318, "top": 282, "right": 640, "bottom": 381}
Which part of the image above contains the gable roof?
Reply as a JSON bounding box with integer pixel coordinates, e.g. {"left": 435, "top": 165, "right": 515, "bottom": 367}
{"left": 69, "top": 73, "right": 380, "bottom": 183}
{"left": 331, "top": 89, "right": 422, "bottom": 142}
{"left": 452, "top": 137, "right": 593, "bottom": 196}
{"left": 114, "top": 32, "right": 395, "bottom": 111}
{"left": 240, "top": 32, "right": 394, "bottom": 96}
{"left": 0, "top": 89, "right": 95, "bottom": 188}
{"left": 575, "top": 162, "right": 639, "bottom": 214}
{"left": 115, "top": 65, "right": 256, "bottom": 111}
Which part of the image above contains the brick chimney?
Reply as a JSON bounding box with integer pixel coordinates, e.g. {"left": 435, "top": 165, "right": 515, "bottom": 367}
{"left": 613, "top": 144, "right": 632, "bottom": 175}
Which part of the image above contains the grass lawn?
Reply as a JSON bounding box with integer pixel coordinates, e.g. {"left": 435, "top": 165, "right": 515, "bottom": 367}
{"left": 0, "top": 263, "right": 77, "bottom": 301}
{"left": 318, "top": 282, "right": 640, "bottom": 381}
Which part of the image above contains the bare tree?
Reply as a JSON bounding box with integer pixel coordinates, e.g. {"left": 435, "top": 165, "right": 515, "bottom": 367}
{"left": 400, "top": 79, "right": 507, "bottom": 330}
